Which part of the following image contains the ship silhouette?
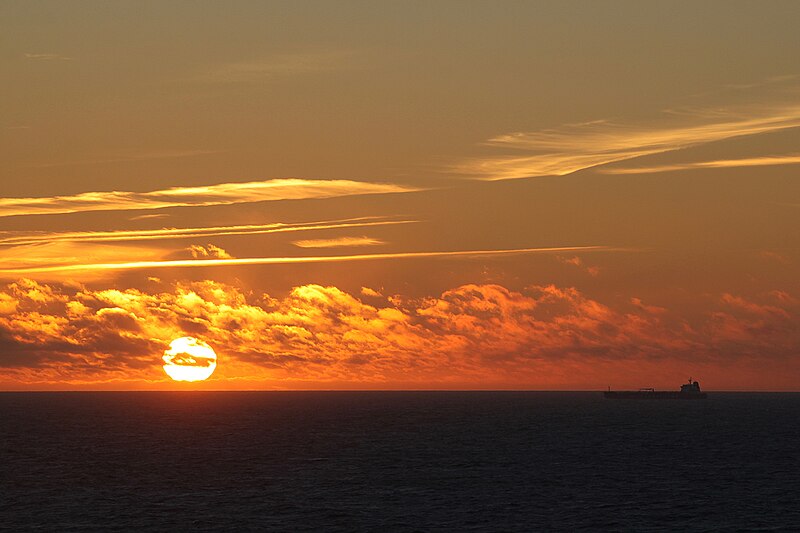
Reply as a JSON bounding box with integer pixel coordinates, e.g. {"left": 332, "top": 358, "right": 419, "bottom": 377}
{"left": 604, "top": 378, "right": 707, "bottom": 400}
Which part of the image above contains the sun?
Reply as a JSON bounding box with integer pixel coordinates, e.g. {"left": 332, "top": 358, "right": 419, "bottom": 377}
{"left": 162, "top": 337, "right": 217, "bottom": 382}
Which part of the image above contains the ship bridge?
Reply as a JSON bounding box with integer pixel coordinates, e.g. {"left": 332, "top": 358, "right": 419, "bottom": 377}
{"left": 680, "top": 378, "right": 702, "bottom": 393}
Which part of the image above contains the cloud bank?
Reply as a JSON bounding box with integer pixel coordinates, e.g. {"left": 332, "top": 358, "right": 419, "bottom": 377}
{"left": 1, "top": 279, "right": 796, "bottom": 388}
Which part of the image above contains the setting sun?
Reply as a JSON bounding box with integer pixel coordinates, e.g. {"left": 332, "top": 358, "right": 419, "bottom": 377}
{"left": 162, "top": 337, "right": 217, "bottom": 382}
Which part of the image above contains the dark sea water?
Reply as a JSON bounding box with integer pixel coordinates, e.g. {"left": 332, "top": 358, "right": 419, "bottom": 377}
{"left": 2, "top": 392, "right": 799, "bottom": 531}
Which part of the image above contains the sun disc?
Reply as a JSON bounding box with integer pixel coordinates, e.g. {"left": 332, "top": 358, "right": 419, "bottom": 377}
{"left": 162, "top": 337, "right": 217, "bottom": 382}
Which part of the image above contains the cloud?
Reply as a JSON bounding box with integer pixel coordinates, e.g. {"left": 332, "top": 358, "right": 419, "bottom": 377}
{"left": 129, "top": 214, "right": 170, "bottom": 221}
{"left": 361, "top": 287, "right": 382, "bottom": 297}
{"left": 193, "top": 50, "right": 355, "bottom": 83}
{"left": 0, "top": 293, "right": 18, "bottom": 314}
{"left": 0, "top": 178, "right": 420, "bottom": 219}
{"left": 599, "top": 154, "right": 800, "bottom": 175}
{"left": 456, "top": 101, "right": 800, "bottom": 180}
{"left": 0, "top": 241, "right": 166, "bottom": 276}
{"left": 708, "top": 292, "right": 797, "bottom": 357}
{"left": 557, "top": 256, "right": 600, "bottom": 277}
{"left": 0, "top": 216, "right": 414, "bottom": 247}
{"left": 24, "top": 53, "right": 73, "bottom": 61}
{"left": 188, "top": 244, "right": 232, "bottom": 259}
{"left": 0, "top": 245, "right": 611, "bottom": 279}
{"left": 292, "top": 236, "right": 384, "bottom": 248}
{"left": 759, "top": 250, "right": 790, "bottom": 264}
{"left": 1, "top": 280, "right": 795, "bottom": 387}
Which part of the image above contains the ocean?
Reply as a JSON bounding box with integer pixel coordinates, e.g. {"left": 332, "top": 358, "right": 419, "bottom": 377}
{"left": 2, "top": 392, "right": 799, "bottom": 531}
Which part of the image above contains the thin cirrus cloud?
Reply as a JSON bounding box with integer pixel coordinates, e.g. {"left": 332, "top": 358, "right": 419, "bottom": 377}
{"left": 598, "top": 154, "right": 800, "bottom": 175}
{"left": 23, "top": 53, "right": 73, "bottom": 61}
{"left": 0, "top": 178, "right": 420, "bottom": 219}
{"left": 0, "top": 241, "right": 166, "bottom": 272}
{"left": 292, "top": 236, "right": 385, "bottom": 248}
{"left": 456, "top": 102, "right": 800, "bottom": 180}
{"left": 0, "top": 217, "right": 416, "bottom": 247}
{"left": 0, "top": 245, "right": 610, "bottom": 278}
{"left": 192, "top": 50, "right": 357, "bottom": 83}
{"left": 129, "top": 214, "right": 169, "bottom": 221}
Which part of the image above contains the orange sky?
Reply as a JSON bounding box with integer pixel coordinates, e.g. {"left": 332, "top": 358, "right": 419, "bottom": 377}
{"left": 1, "top": 2, "right": 799, "bottom": 390}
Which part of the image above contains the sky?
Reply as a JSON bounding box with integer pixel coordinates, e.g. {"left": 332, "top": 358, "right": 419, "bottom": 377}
{"left": 1, "top": 1, "right": 799, "bottom": 390}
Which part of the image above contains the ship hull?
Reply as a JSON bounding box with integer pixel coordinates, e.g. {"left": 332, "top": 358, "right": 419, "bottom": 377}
{"left": 603, "top": 391, "right": 707, "bottom": 400}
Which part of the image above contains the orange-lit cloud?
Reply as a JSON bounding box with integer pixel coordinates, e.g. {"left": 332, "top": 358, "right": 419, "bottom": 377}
{"left": 0, "top": 178, "right": 419, "bottom": 218}
{"left": 129, "top": 214, "right": 169, "bottom": 221}
{"left": 292, "top": 236, "right": 384, "bottom": 248}
{"left": 600, "top": 154, "right": 800, "bottom": 175}
{"left": 557, "top": 256, "right": 600, "bottom": 277}
{"left": 0, "top": 217, "right": 415, "bottom": 246}
{"left": 0, "top": 245, "right": 610, "bottom": 278}
{"left": 457, "top": 103, "right": 800, "bottom": 180}
{"left": 361, "top": 287, "right": 382, "bottom": 297}
{"left": 0, "top": 242, "right": 166, "bottom": 273}
{"left": 0, "top": 279, "right": 796, "bottom": 388}
{"left": 188, "top": 244, "right": 232, "bottom": 259}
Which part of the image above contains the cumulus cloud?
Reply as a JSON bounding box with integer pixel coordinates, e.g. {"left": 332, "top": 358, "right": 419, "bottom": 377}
{"left": 0, "top": 279, "right": 796, "bottom": 387}
{"left": 557, "top": 256, "right": 600, "bottom": 277}
{"left": 0, "top": 293, "right": 18, "bottom": 314}
{"left": 361, "top": 287, "right": 382, "bottom": 297}
{"left": 188, "top": 244, "right": 232, "bottom": 259}
{"left": 708, "top": 292, "right": 797, "bottom": 357}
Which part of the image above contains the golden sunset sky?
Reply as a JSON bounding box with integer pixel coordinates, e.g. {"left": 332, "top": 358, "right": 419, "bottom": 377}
{"left": 1, "top": 1, "right": 799, "bottom": 390}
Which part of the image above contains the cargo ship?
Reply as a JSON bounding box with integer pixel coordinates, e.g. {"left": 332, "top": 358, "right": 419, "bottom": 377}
{"left": 604, "top": 378, "right": 707, "bottom": 400}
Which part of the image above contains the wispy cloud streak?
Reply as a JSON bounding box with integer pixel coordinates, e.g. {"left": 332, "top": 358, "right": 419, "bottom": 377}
{"left": 193, "top": 50, "right": 355, "bottom": 83}
{"left": 0, "top": 217, "right": 415, "bottom": 247}
{"left": 24, "top": 53, "right": 73, "bottom": 61}
{"left": 0, "top": 179, "right": 419, "bottom": 218}
{"left": 458, "top": 103, "right": 800, "bottom": 180}
{"left": 293, "top": 236, "right": 385, "bottom": 248}
{"left": 599, "top": 154, "right": 800, "bottom": 174}
{"left": 0, "top": 246, "right": 610, "bottom": 276}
